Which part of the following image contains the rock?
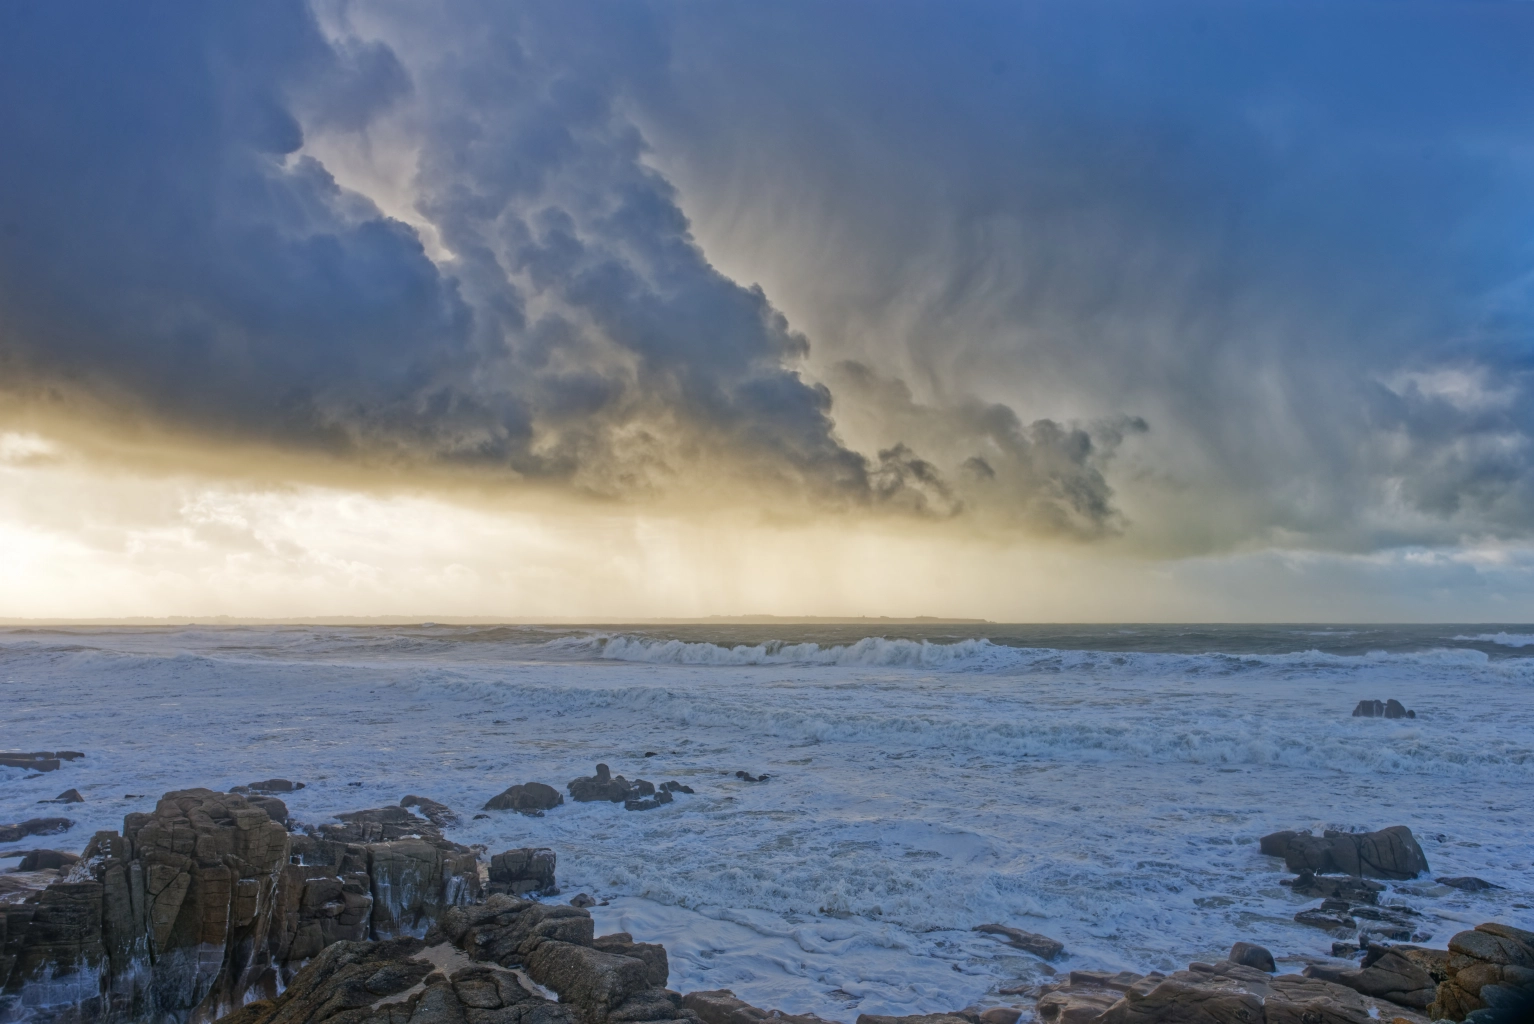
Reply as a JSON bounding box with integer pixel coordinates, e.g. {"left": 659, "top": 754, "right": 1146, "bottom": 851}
{"left": 246, "top": 795, "right": 289, "bottom": 824}
{"left": 856, "top": 1016, "right": 971, "bottom": 1024}
{"left": 1228, "top": 941, "right": 1276, "bottom": 972}
{"left": 0, "top": 817, "right": 74, "bottom": 843}
{"left": 235, "top": 778, "right": 305, "bottom": 793}
{"left": 625, "top": 789, "right": 674, "bottom": 812}
{"left": 1033, "top": 971, "right": 1154, "bottom": 1023}
{"left": 568, "top": 764, "right": 666, "bottom": 805}
{"left": 973, "top": 923, "right": 1065, "bottom": 960}
{"left": 0, "top": 752, "right": 64, "bottom": 772}
{"left": 570, "top": 893, "right": 597, "bottom": 909}
{"left": 484, "top": 782, "right": 564, "bottom": 813}
{"left": 1259, "top": 826, "right": 1429, "bottom": 879}
{"left": 1351, "top": 699, "right": 1416, "bottom": 719}
{"left": 682, "top": 988, "right": 833, "bottom": 1024}
{"left": 1284, "top": 870, "right": 1385, "bottom": 903}
{"left": 978, "top": 1010, "right": 1021, "bottom": 1024}
{"left": 525, "top": 939, "right": 652, "bottom": 1014}
{"left": 1437, "top": 877, "right": 1503, "bottom": 892}
{"left": 733, "top": 772, "right": 768, "bottom": 782}
{"left": 38, "top": 788, "right": 84, "bottom": 804}
{"left": 402, "top": 795, "right": 462, "bottom": 828}
{"left": 593, "top": 931, "right": 669, "bottom": 988}
{"left": 15, "top": 849, "right": 80, "bottom": 871}
{"left": 1295, "top": 907, "right": 1358, "bottom": 934}
{"left": 1304, "top": 948, "right": 1438, "bottom": 1009}
{"left": 487, "top": 848, "right": 558, "bottom": 897}
{"left": 660, "top": 781, "right": 695, "bottom": 795}
{"left": 1429, "top": 922, "right": 1534, "bottom": 1021}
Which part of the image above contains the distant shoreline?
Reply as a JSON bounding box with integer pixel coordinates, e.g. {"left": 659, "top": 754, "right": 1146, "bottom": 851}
{"left": 0, "top": 614, "right": 993, "bottom": 626}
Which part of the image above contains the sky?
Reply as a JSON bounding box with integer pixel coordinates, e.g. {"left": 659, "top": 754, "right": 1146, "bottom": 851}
{"left": 3, "top": 0, "right": 1534, "bottom": 621}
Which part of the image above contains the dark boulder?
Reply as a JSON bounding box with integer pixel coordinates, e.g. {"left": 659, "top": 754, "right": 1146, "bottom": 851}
{"left": 0, "top": 817, "right": 73, "bottom": 843}
{"left": 246, "top": 795, "right": 289, "bottom": 824}
{"left": 660, "top": 781, "right": 695, "bottom": 795}
{"left": 568, "top": 764, "right": 637, "bottom": 803}
{"left": 39, "top": 788, "right": 84, "bottom": 804}
{"left": 1304, "top": 948, "right": 1438, "bottom": 1009}
{"left": 624, "top": 789, "right": 673, "bottom": 812}
{"left": 1228, "top": 941, "right": 1275, "bottom": 972}
{"left": 1259, "top": 825, "right": 1429, "bottom": 879}
{"left": 734, "top": 771, "right": 769, "bottom": 782}
{"left": 1351, "top": 698, "right": 1416, "bottom": 719}
{"left": 483, "top": 782, "right": 563, "bottom": 813}
{"left": 0, "top": 753, "right": 60, "bottom": 772}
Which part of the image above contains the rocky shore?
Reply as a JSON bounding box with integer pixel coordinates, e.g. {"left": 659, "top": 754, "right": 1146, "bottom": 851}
{"left": 3, "top": 775, "right": 1530, "bottom": 1024}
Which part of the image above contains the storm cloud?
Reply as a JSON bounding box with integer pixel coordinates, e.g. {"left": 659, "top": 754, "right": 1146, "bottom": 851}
{"left": 2, "top": 0, "right": 1532, "bottom": 551}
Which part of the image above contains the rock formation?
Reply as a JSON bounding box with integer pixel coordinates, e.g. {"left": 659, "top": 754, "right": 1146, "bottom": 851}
{"left": 1428, "top": 922, "right": 1534, "bottom": 1021}
{"left": 972, "top": 924, "right": 1064, "bottom": 960}
{"left": 483, "top": 785, "right": 563, "bottom": 815}
{"left": 1258, "top": 826, "right": 1429, "bottom": 879}
{"left": 0, "top": 789, "right": 513, "bottom": 1024}
{"left": 0, "top": 819, "right": 74, "bottom": 845}
{"left": 0, "top": 752, "right": 83, "bottom": 773}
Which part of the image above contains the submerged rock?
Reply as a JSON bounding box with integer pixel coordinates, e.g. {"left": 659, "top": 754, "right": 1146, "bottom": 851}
{"left": 0, "top": 751, "right": 81, "bottom": 772}
{"left": 14, "top": 849, "right": 80, "bottom": 871}
{"left": 1259, "top": 825, "right": 1429, "bottom": 879}
{"left": 234, "top": 778, "right": 305, "bottom": 794}
{"left": 0, "top": 817, "right": 73, "bottom": 843}
{"left": 38, "top": 789, "right": 84, "bottom": 805}
{"left": 973, "top": 923, "right": 1065, "bottom": 960}
{"left": 401, "top": 795, "right": 461, "bottom": 828}
{"left": 683, "top": 988, "right": 834, "bottom": 1024}
{"left": 1283, "top": 869, "right": 1385, "bottom": 903}
{"left": 1437, "top": 876, "right": 1503, "bottom": 892}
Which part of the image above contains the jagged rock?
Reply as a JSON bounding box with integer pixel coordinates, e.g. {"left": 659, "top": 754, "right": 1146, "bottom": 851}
{"left": 483, "top": 783, "right": 563, "bottom": 814}
{"left": 0, "top": 817, "right": 73, "bottom": 843}
{"left": 487, "top": 849, "right": 557, "bottom": 898}
{"left": 1436, "top": 877, "right": 1502, "bottom": 892}
{"left": 1283, "top": 870, "right": 1385, "bottom": 903}
{"left": 974, "top": 923, "right": 1065, "bottom": 959}
{"left": 568, "top": 766, "right": 659, "bottom": 806}
{"left": 1228, "top": 942, "right": 1276, "bottom": 972}
{"left": 14, "top": 849, "right": 79, "bottom": 871}
{"left": 39, "top": 789, "right": 84, "bottom": 804}
{"left": 402, "top": 796, "right": 462, "bottom": 828}
{"left": 526, "top": 940, "right": 652, "bottom": 1014}
{"left": 1304, "top": 948, "right": 1437, "bottom": 1009}
{"left": 1429, "top": 923, "right": 1534, "bottom": 1021}
{"left": 681, "top": 989, "right": 831, "bottom": 1024}
{"left": 367, "top": 839, "right": 483, "bottom": 939}
{"left": 1258, "top": 826, "right": 1429, "bottom": 879}
{"left": 247, "top": 796, "right": 289, "bottom": 825}
{"left": 624, "top": 790, "right": 673, "bottom": 812}
{"left": 1351, "top": 699, "right": 1415, "bottom": 719}
{"left": 593, "top": 932, "right": 668, "bottom": 989}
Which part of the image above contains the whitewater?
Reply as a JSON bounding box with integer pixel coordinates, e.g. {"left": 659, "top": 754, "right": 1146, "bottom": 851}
{"left": 2, "top": 624, "right": 1531, "bottom": 1018}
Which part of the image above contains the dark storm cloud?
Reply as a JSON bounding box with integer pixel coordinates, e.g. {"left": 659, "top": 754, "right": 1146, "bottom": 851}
{"left": 7, "top": 1, "right": 1530, "bottom": 548}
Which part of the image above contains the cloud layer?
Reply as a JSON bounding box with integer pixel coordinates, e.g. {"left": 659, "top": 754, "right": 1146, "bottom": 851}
{"left": 2, "top": 1, "right": 1532, "bottom": 554}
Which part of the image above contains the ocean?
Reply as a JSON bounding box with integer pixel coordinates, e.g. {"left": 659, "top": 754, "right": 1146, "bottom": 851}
{"left": 2, "top": 624, "right": 1531, "bottom": 1017}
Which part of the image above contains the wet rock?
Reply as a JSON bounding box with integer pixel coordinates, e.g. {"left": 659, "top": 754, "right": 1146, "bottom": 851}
{"left": 367, "top": 839, "right": 483, "bottom": 939}
{"left": 483, "top": 782, "right": 563, "bottom": 814}
{"left": 681, "top": 988, "right": 831, "bottom": 1024}
{"left": 733, "top": 772, "right": 768, "bottom": 783}
{"left": 525, "top": 939, "right": 651, "bottom": 1014}
{"left": 1283, "top": 870, "right": 1385, "bottom": 903}
{"left": 0, "top": 752, "right": 66, "bottom": 772}
{"left": 973, "top": 923, "right": 1065, "bottom": 960}
{"left": 978, "top": 1010, "right": 1021, "bottom": 1024}
{"left": 1429, "top": 922, "right": 1534, "bottom": 1021}
{"left": 1033, "top": 971, "right": 1149, "bottom": 1023}
{"left": 1228, "top": 941, "right": 1276, "bottom": 972}
{"left": 660, "top": 782, "right": 695, "bottom": 795}
{"left": 0, "top": 817, "right": 73, "bottom": 843}
{"left": 234, "top": 778, "right": 305, "bottom": 793}
{"left": 570, "top": 894, "right": 597, "bottom": 909}
{"left": 1351, "top": 699, "right": 1416, "bottom": 719}
{"left": 625, "top": 790, "right": 673, "bottom": 812}
{"left": 487, "top": 848, "right": 557, "bottom": 898}
{"left": 15, "top": 849, "right": 80, "bottom": 871}
{"left": 402, "top": 795, "right": 462, "bottom": 828}
{"left": 1437, "top": 877, "right": 1502, "bottom": 892}
{"left": 38, "top": 789, "right": 84, "bottom": 804}
{"left": 1295, "top": 907, "right": 1358, "bottom": 934}
{"left": 1259, "top": 825, "right": 1429, "bottom": 879}
{"left": 1304, "top": 948, "right": 1437, "bottom": 1009}
{"left": 856, "top": 1016, "right": 972, "bottom": 1024}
